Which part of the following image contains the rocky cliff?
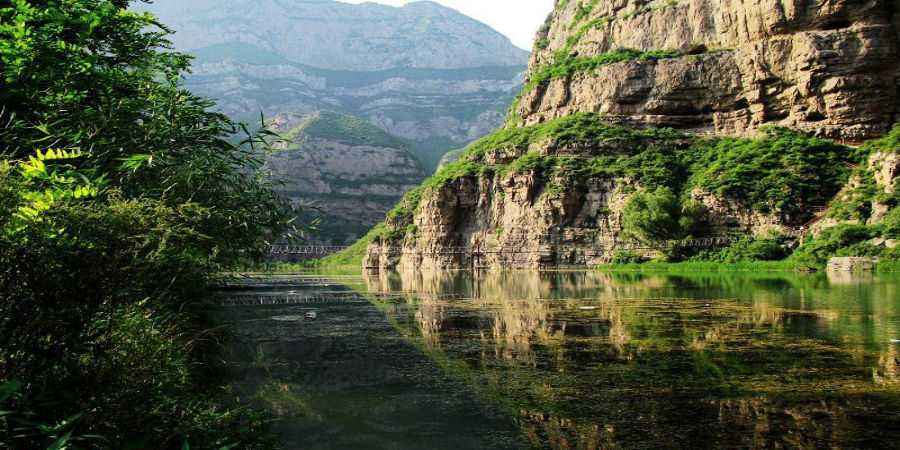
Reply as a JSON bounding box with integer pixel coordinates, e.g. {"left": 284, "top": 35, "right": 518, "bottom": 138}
{"left": 138, "top": 0, "right": 528, "bottom": 172}
{"left": 364, "top": 0, "right": 900, "bottom": 270}
{"left": 520, "top": 0, "right": 900, "bottom": 142}
{"left": 266, "top": 112, "right": 425, "bottom": 245}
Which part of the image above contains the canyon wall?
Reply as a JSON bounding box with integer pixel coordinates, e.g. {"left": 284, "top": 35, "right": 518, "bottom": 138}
{"left": 364, "top": 0, "right": 900, "bottom": 270}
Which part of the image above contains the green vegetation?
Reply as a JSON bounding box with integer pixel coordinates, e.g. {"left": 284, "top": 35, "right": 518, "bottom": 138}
{"left": 1, "top": 1, "right": 292, "bottom": 447}
{"left": 687, "top": 127, "right": 862, "bottom": 216}
{"left": 598, "top": 260, "right": 801, "bottom": 272}
{"left": 621, "top": 187, "right": 702, "bottom": 243}
{"left": 528, "top": 49, "right": 681, "bottom": 92}
{"left": 826, "top": 125, "right": 900, "bottom": 221}
{"left": 301, "top": 112, "right": 410, "bottom": 149}
{"left": 356, "top": 110, "right": 895, "bottom": 270}
{"left": 691, "top": 234, "right": 791, "bottom": 263}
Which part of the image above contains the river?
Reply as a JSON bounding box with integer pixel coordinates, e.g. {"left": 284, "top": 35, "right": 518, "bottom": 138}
{"left": 212, "top": 270, "right": 900, "bottom": 449}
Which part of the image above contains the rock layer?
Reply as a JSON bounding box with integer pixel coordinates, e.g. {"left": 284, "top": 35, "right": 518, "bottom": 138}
{"left": 266, "top": 113, "right": 425, "bottom": 245}
{"left": 521, "top": 0, "right": 900, "bottom": 142}
{"left": 364, "top": 0, "right": 900, "bottom": 270}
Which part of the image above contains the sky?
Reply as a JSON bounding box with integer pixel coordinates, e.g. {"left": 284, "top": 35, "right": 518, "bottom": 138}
{"left": 340, "top": 0, "right": 555, "bottom": 50}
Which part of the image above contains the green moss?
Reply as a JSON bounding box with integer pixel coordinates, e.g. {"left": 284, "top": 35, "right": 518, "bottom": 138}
{"left": 863, "top": 123, "right": 900, "bottom": 155}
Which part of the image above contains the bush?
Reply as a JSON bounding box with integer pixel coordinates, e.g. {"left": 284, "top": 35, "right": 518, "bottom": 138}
{"left": 790, "top": 225, "right": 879, "bottom": 268}
{"left": 687, "top": 128, "right": 862, "bottom": 221}
{"left": 622, "top": 187, "right": 688, "bottom": 243}
{"left": 693, "top": 235, "right": 789, "bottom": 263}
{"left": 611, "top": 250, "right": 647, "bottom": 264}
{"left": 0, "top": 1, "right": 290, "bottom": 447}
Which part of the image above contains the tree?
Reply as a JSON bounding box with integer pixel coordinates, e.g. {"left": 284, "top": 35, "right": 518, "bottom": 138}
{"left": 621, "top": 186, "right": 685, "bottom": 243}
{"left": 0, "top": 1, "right": 289, "bottom": 447}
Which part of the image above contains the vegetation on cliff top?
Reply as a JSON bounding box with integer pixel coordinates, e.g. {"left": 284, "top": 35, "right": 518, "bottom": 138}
{"left": 282, "top": 111, "right": 411, "bottom": 150}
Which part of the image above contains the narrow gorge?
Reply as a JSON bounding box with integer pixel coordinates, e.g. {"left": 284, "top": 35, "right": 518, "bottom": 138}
{"left": 364, "top": 0, "right": 900, "bottom": 269}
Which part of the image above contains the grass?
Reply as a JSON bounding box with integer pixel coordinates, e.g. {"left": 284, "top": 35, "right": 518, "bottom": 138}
{"left": 597, "top": 261, "right": 802, "bottom": 272}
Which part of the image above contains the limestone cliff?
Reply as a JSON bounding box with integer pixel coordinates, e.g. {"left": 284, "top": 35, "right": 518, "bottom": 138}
{"left": 364, "top": 0, "right": 900, "bottom": 270}
{"left": 265, "top": 112, "right": 425, "bottom": 245}
{"left": 521, "top": 0, "right": 900, "bottom": 142}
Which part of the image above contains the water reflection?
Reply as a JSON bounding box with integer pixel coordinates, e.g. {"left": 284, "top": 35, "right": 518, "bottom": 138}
{"left": 363, "top": 270, "right": 900, "bottom": 449}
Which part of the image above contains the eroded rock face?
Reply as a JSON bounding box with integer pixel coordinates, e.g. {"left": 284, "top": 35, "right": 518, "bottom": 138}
{"left": 365, "top": 0, "right": 900, "bottom": 269}
{"left": 521, "top": 0, "right": 900, "bottom": 142}
{"left": 266, "top": 113, "right": 425, "bottom": 245}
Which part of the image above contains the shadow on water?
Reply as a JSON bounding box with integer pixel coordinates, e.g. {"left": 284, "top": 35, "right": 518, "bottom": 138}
{"left": 214, "top": 270, "right": 900, "bottom": 449}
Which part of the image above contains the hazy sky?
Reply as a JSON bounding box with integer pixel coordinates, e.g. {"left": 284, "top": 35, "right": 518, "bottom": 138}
{"left": 340, "top": 0, "right": 555, "bottom": 50}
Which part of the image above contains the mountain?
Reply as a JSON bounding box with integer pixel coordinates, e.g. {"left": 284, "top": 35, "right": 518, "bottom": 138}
{"left": 138, "top": 0, "right": 528, "bottom": 171}
{"left": 137, "top": 0, "right": 529, "bottom": 245}
{"left": 364, "top": 0, "right": 900, "bottom": 270}
{"left": 266, "top": 111, "right": 426, "bottom": 245}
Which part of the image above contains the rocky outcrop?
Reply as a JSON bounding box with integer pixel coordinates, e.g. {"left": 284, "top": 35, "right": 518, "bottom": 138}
{"left": 364, "top": 0, "right": 900, "bottom": 270}
{"left": 266, "top": 112, "right": 425, "bottom": 245}
{"left": 520, "top": 0, "right": 900, "bottom": 142}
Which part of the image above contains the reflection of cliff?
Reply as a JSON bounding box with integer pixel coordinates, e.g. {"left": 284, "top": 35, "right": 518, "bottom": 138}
{"left": 363, "top": 270, "right": 900, "bottom": 449}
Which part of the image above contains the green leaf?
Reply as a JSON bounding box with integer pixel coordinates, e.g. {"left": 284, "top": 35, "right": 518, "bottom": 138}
{"left": 47, "top": 432, "right": 71, "bottom": 450}
{"left": 0, "top": 380, "right": 21, "bottom": 403}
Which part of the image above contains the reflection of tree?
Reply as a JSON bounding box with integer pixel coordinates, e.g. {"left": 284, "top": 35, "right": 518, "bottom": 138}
{"left": 416, "top": 297, "right": 444, "bottom": 351}
{"left": 874, "top": 345, "right": 899, "bottom": 385}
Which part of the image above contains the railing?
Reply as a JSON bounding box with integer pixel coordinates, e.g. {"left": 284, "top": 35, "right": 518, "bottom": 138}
{"left": 267, "top": 235, "right": 756, "bottom": 256}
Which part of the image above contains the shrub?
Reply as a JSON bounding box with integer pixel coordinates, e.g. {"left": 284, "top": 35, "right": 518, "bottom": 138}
{"left": 621, "top": 187, "right": 684, "bottom": 243}
{"left": 790, "top": 225, "right": 879, "bottom": 267}
{"left": 611, "top": 250, "right": 647, "bottom": 264}
{"left": 0, "top": 1, "right": 290, "bottom": 447}
{"left": 687, "top": 128, "right": 861, "bottom": 220}
{"left": 694, "top": 235, "right": 789, "bottom": 263}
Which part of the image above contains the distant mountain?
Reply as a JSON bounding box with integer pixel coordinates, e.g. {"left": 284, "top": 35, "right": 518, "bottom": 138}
{"left": 138, "top": 0, "right": 528, "bottom": 244}
{"left": 140, "top": 0, "right": 528, "bottom": 71}
{"left": 139, "top": 0, "right": 528, "bottom": 172}
{"left": 265, "top": 111, "right": 426, "bottom": 245}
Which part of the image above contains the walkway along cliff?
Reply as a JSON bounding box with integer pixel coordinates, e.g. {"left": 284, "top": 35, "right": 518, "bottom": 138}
{"left": 363, "top": 0, "right": 900, "bottom": 270}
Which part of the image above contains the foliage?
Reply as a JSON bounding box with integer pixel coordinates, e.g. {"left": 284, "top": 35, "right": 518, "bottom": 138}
{"left": 621, "top": 187, "right": 697, "bottom": 244}
{"left": 687, "top": 127, "right": 861, "bottom": 219}
{"left": 790, "top": 225, "right": 881, "bottom": 268}
{"left": 0, "top": 1, "right": 291, "bottom": 448}
{"left": 691, "top": 234, "right": 790, "bottom": 263}
{"left": 301, "top": 112, "right": 410, "bottom": 149}
{"left": 610, "top": 250, "right": 646, "bottom": 264}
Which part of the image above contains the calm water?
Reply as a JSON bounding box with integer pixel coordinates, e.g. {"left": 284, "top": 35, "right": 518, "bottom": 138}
{"left": 214, "top": 270, "right": 900, "bottom": 449}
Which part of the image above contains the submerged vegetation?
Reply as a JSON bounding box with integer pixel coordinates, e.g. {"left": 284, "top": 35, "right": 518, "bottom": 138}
{"left": 1, "top": 1, "right": 291, "bottom": 447}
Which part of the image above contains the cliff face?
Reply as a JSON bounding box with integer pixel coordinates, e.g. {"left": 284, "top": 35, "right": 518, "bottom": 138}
{"left": 520, "top": 0, "right": 900, "bottom": 142}
{"left": 266, "top": 112, "right": 425, "bottom": 245}
{"left": 364, "top": 0, "right": 900, "bottom": 270}
{"left": 138, "top": 0, "right": 528, "bottom": 172}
